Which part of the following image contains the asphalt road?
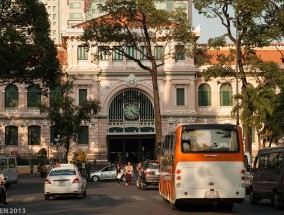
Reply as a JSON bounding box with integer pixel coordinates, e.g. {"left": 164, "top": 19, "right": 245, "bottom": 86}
{"left": 2, "top": 175, "right": 283, "bottom": 215}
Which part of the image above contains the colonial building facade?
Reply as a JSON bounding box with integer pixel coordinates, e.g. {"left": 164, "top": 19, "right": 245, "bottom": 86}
{"left": 1, "top": 1, "right": 284, "bottom": 163}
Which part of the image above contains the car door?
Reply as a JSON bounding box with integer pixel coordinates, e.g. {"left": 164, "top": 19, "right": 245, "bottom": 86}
{"left": 265, "top": 151, "right": 281, "bottom": 197}
{"left": 101, "top": 166, "right": 113, "bottom": 180}
{"left": 7, "top": 157, "right": 18, "bottom": 183}
{"left": 251, "top": 154, "right": 267, "bottom": 196}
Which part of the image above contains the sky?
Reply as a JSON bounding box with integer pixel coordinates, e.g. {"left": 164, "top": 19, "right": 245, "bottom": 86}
{"left": 192, "top": 8, "right": 229, "bottom": 44}
{"left": 192, "top": 7, "right": 284, "bottom": 44}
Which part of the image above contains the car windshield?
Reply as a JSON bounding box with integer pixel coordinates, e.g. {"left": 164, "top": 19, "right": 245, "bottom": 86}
{"left": 49, "top": 169, "right": 76, "bottom": 176}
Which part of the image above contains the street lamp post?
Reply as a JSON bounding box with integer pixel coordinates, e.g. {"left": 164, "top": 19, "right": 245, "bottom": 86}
{"left": 236, "top": 9, "right": 240, "bottom": 126}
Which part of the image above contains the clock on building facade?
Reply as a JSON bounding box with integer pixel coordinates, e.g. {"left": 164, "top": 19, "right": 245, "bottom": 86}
{"left": 124, "top": 103, "right": 140, "bottom": 120}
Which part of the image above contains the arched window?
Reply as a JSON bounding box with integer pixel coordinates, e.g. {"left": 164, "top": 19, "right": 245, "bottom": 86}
{"left": 5, "top": 126, "right": 18, "bottom": 145}
{"left": 28, "top": 125, "right": 41, "bottom": 145}
{"left": 27, "top": 85, "right": 41, "bottom": 107}
{"left": 5, "top": 85, "right": 18, "bottom": 108}
{"left": 220, "top": 84, "right": 232, "bottom": 106}
{"left": 198, "top": 84, "right": 211, "bottom": 106}
{"left": 78, "top": 126, "right": 89, "bottom": 145}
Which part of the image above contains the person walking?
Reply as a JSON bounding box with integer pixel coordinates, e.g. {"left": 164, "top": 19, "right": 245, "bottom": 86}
{"left": 116, "top": 164, "right": 123, "bottom": 185}
{"left": 0, "top": 172, "right": 7, "bottom": 205}
{"left": 125, "top": 162, "right": 133, "bottom": 185}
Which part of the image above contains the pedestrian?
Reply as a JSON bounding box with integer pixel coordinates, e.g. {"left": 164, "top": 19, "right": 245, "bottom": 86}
{"left": 81, "top": 161, "right": 86, "bottom": 176}
{"left": 0, "top": 172, "right": 7, "bottom": 205}
{"left": 40, "top": 164, "right": 47, "bottom": 178}
{"left": 86, "top": 162, "right": 91, "bottom": 181}
{"left": 125, "top": 161, "right": 133, "bottom": 185}
{"left": 116, "top": 164, "right": 123, "bottom": 185}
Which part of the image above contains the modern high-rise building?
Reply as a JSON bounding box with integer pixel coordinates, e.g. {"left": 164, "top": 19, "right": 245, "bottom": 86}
{"left": 39, "top": 0, "right": 193, "bottom": 45}
{"left": 39, "top": 0, "right": 91, "bottom": 44}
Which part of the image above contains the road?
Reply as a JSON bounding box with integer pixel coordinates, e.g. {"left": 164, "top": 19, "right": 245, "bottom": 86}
{"left": 3, "top": 175, "right": 283, "bottom": 215}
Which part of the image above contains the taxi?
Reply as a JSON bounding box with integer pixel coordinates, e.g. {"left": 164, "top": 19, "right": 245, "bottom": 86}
{"left": 44, "top": 164, "right": 87, "bottom": 200}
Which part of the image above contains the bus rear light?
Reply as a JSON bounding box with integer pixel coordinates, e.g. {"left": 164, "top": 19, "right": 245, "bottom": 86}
{"left": 177, "top": 176, "right": 181, "bottom": 180}
{"left": 241, "top": 175, "right": 246, "bottom": 181}
{"left": 176, "top": 169, "right": 181, "bottom": 174}
{"left": 241, "top": 169, "right": 246, "bottom": 174}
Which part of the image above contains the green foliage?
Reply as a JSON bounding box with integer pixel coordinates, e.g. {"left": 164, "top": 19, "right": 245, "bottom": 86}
{"left": 82, "top": 0, "right": 195, "bottom": 147}
{"left": 0, "top": 0, "right": 62, "bottom": 92}
{"left": 72, "top": 149, "right": 87, "bottom": 163}
{"left": 82, "top": 0, "right": 195, "bottom": 67}
{"left": 193, "top": 0, "right": 284, "bottom": 152}
{"left": 40, "top": 78, "right": 101, "bottom": 160}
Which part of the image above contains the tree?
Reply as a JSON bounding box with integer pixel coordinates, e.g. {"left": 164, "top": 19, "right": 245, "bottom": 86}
{"left": 40, "top": 78, "right": 101, "bottom": 162}
{"left": 82, "top": 0, "right": 195, "bottom": 150}
{"left": 193, "top": 0, "right": 284, "bottom": 155}
{"left": 0, "top": 0, "right": 62, "bottom": 92}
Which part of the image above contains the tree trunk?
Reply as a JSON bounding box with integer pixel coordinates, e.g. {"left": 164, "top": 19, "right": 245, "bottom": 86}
{"left": 245, "top": 127, "right": 252, "bottom": 156}
{"left": 150, "top": 68, "right": 162, "bottom": 153}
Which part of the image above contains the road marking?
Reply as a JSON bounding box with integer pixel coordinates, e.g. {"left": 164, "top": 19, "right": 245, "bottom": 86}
{"left": 90, "top": 196, "right": 100, "bottom": 200}
{"left": 152, "top": 196, "right": 161, "bottom": 200}
{"left": 110, "top": 196, "right": 121, "bottom": 200}
{"left": 131, "top": 196, "right": 145, "bottom": 200}
{"left": 7, "top": 198, "right": 14, "bottom": 202}
{"left": 23, "top": 197, "right": 35, "bottom": 202}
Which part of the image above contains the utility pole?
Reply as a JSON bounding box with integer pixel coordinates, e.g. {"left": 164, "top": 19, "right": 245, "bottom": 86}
{"left": 236, "top": 10, "right": 240, "bottom": 126}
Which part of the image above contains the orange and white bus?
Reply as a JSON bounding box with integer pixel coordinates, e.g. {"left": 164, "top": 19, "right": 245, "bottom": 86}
{"left": 159, "top": 123, "right": 246, "bottom": 211}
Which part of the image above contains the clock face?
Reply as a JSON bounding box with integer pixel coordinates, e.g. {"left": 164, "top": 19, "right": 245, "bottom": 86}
{"left": 124, "top": 103, "right": 139, "bottom": 120}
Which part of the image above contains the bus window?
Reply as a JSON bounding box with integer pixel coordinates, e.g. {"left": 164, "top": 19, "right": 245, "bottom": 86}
{"left": 182, "top": 128, "right": 239, "bottom": 152}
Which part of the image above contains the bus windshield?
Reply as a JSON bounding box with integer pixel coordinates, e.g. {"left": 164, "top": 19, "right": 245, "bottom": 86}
{"left": 181, "top": 128, "right": 239, "bottom": 153}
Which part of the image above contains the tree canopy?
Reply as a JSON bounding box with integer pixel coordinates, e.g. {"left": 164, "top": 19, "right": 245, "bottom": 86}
{"left": 82, "top": 0, "right": 195, "bottom": 149}
{"left": 40, "top": 79, "right": 101, "bottom": 161}
{"left": 0, "top": 0, "right": 62, "bottom": 92}
{"left": 193, "top": 0, "right": 284, "bottom": 153}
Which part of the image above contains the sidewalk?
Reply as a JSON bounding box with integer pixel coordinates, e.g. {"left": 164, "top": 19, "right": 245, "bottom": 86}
{"left": 18, "top": 174, "right": 45, "bottom": 183}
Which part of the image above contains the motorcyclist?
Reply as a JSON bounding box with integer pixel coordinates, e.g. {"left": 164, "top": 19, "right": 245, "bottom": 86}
{"left": 0, "top": 172, "right": 8, "bottom": 205}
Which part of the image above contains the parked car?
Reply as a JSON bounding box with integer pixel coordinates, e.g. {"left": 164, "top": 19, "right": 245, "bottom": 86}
{"left": 0, "top": 156, "right": 18, "bottom": 189}
{"left": 44, "top": 164, "right": 87, "bottom": 200}
{"left": 249, "top": 146, "right": 284, "bottom": 209}
{"left": 90, "top": 165, "right": 126, "bottom": 182}
{"left": 136, "top": 160, "right": 159, "bottom": 190}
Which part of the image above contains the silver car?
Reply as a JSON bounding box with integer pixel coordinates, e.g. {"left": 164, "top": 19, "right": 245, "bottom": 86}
{"left": 90, "top": 165, "right": 126, "bottom": 182}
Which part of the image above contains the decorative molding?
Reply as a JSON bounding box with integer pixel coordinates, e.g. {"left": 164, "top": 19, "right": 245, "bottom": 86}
{"left": 120, "top": 73, "right": 143, "bottom": 88}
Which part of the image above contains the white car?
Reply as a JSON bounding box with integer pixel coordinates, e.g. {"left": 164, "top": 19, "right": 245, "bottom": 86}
{"left": 44, "top": 164, "right": 87, "bottom": 200}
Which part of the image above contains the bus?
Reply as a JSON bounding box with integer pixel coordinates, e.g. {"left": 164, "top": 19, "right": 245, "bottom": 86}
{"left": 159, "top": 123, "right": 246, "bottom": 211}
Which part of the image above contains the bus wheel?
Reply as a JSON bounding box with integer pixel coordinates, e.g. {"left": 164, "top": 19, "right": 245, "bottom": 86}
{"left": 272, "top": 190, "right": 282, "bottom": 209}
{"left": 218, "top": 202, "right": 233, "bottom": 212}
{"left": 169, "top": 202, "right": 177, "bottom": 210}
{"left": 249, "top": 188, "right": 259, "bottom": 205}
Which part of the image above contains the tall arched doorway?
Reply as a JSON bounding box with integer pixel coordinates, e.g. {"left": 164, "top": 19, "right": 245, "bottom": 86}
{"left": 107, "top": 89, "right": 155, "bottom": 164}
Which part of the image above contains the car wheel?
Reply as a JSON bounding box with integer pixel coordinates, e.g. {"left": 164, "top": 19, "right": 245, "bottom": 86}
{"left": 272, "top": 190, "right": 281, "bottom": 209}
{"left": 44, "top": 194, "right": 50, "bottom": 200}
{"left": 92, "top": 176, "right": 99, "bottom": 182}
{"left": 141, "top": 181, "right": 146, "bottom": 190}
{"left": 249, "top": 188, "right": 259, "bottom": 205}
{"left": 83, "top": 187, "right": 87, "bottom": 197}
{"left": 136, "top": 178, "right": 141, "bottom": 189}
